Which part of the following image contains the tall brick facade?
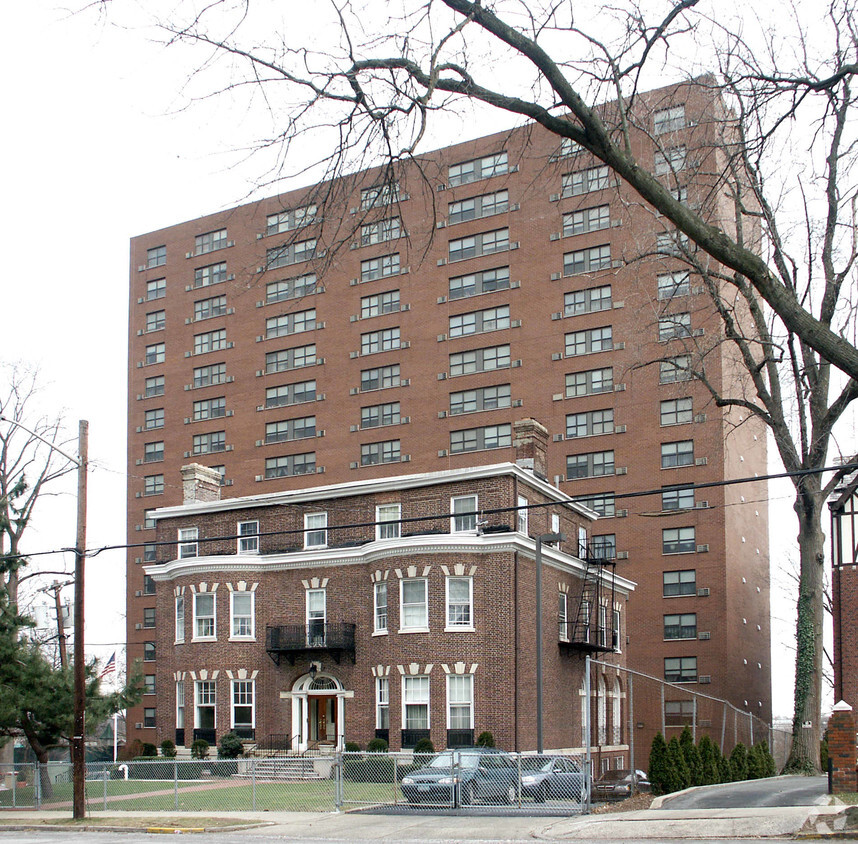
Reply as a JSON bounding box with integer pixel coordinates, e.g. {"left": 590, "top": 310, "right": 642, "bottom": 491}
{"left": 128, "top": 78, "right": 771, "bottom": 748}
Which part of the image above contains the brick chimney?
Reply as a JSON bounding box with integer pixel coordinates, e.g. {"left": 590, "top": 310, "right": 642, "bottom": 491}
{"left": 181, "top": 463, "right": 222, "bottom": 505}
{"left": 513, "top": 418, "right": 549, "bottom": 479}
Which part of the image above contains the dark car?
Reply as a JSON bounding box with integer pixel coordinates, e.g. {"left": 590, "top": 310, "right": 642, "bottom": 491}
{"left": 519, "top": 755, "right": 585, "bottom": 802}
{"left": 594, "top": 768, "right": 651, "bottom": 800}
{"left": 400, "top": 748, "right": 518, "bottom": 806}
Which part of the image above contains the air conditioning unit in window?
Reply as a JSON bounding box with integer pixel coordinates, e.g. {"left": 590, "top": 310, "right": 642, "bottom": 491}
{"left": 551, "top": 312, "right": 562, "bottom": 320}
{"left": 350, "top": 462, "right": 359, "bottom": 469}
{"left": 695, "top": 501, "right": 709, "bottom": 509}
{"left": 696, "top": 544, "right": 709, "bottom": 553}
{"left": 550, "top": 272, "right": 562, "bottom": 280}
{"left": 553, "top": 434, "right": 564, "bottom": 442}
{"left": 135, "top": 722, "right": 144, "bottom": 729}
{"left": 552, "top": 394, "right": 563, "bottom": 402}
{"left": 695, "top": 457, "right": 708, "bottom": 466}
{"left": 551, "top": 353, "right": 563, "bottom": 361}
{"left": 616, "top": 551, "right": 629, "bottom": 560}
{"left": 549, "top": 232, "right": 560, "bottom": 241}
{"left": 699, "top": 631, "right": 711, "bottom": 640}
{"left": 135, "top": 623, "right": 143, "bottom": 631}
{"left": 438, "top": 449, "right": 448, "bottom": 457}
{"left": 698, "top": 675, "right": 711, "bottom": 684}
{"left": 615, "top": 425, "right": 627, "bottom": 433}
{"left": 134, "top": 591, "right": 143, "bottom": 598}
{"left": 698, "top": 587, "right": 710, "bottom": 597}
{"left": 616, "top": 509, "right": 629, "bottom": 518}
{"left": 616, "top": 467, "right": 628, "bottom": 475}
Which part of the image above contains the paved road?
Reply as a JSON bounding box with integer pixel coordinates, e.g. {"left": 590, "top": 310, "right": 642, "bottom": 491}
{"left": 660, "top": 774, "right": 828, "bottom": 809}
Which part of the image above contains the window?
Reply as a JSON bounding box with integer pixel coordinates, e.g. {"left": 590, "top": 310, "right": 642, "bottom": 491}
{"left": 401, "top": 579, "right": 428, "bottom": 630}
{"left": 563, "top": 205, "right": 610, "bottom": 236}
{"left": 659, "top": 356, "right": 692, "bottom": 383}
{"left": 265, "top": 452, "right": 316, "bottom": 478}
{"left": 654, "top": 145, "right": 687, "bottom": 176}
{"left": 565, "top": 326, "right": 613, "bottom": 357}
{"left": 144, "top": 407, "right": 164, "bottom": 430}
{"left": 194, "top": 295, "right": 227, "bottom": 321}
{"left": 144, "top": 376, "right": 165, "bottom": 398}
{"left": 451, "top": 495, "right": 478, "bottom": 532}
{"left": 448, "top": 190, "right": 509, "bottom": 224}
{"left": 572, "top": 492, "right": 616, "bottom": 517}
{"left": 612, "top": 610, "right": 621, "bottom": 652}
{"left": 591, "top": 534, "right": 617, "bottom": 560}
{"left": 376, "top": 504, "right": 401, "bottom": 540}
{"left": 665, "top": 699, "right": 695, "bottom": 726}
{"left": 143, "top": 474, "right": 164, "bottom": 496}
{"left": 661, "top": 440, "right": 694, "bottom": 468}
{"left": 144, "top": 343, "right": 165, "bottom": 365}
{"left": 146, "top": 278, "right": 166, "bottom": 300}
{"left": 659, "top": 312, "right": 691, "bottom": 341}
{"left": 557, "top": 137, "right": 582, "bottom": 158}
{"left": 361, "top": 182, "right": 400, "bottom": 209}
{"left": 449, "top": 344, "right": 510, "bottom": 376}
{"left": 449, "top": 266, "right": 510, "bottom": 300}
{"left": 266, "top": 344, "right": 317, "bottom": 373}
{"left": 266, "top": 204, "right": 317, "bottom": 234}
{"left": 663, "top": 526, "right": 696, "bottom": 554}
{"left": 193, "top": 397, "right": 226, "bottom": 421}
{"left": 663, "top": 569, "right": 697, "bottom": 597}
{"left": 559, "top": 593, "right": 569, "bottom": 642}
{"left": 195, "top": 680, "right": 216, "bottom": 730}
{"left": 657, "top": 270, "right": 691, "bottom": 300}
{"left": 517, "top": 495, "right": 528, "bottom": 534}
{"left": 266, "top": 309, "right": 316, "bottom": 339}
{"left": 192, "top": 431, "right": 226, "bottom": 455}
{"left": 143, "top": 641, "right": 156, "bottom": 661}
{"left": 662, "top": 485, "right": 694, "bottom": 510}
{"left": 448, "top": 228, "right": 509, "bottom": 262}
{"left": 143, "top": 441, "right": 164, "bottom": 463}
{"left": 564, "top": 285, "right": 612, "bottom": 315}
{"left": 566, "top": 367, "right": 613, "bottom": 397}
{"left": 374, "top": 582, "right": 389, "bottom": 632}
{"left": 446, "top": 577, "right": 473, "bottom": 628}
{"left": 361, "top": 253, "right": 400, "bottom": 281}
{"left": 237, "top": 521, "right": 259, "bottom": 554}
{"left": 564, "top": 245, "right": 612, "bottom": 275}
{"left": 361, "top": 402, "right": 400, "bottom": 429}
{"left": 361, "top": 439, "right": 401, "bottom": 465}
{"left": 143, "top": 574, "right": 156, "bottom": 595}
{"left": 145, "top": 310, "right": 165, "bottom": 332}
{"left": 566, "top": 450, "right": 615, "bottom": 479}
{"left": 361, "top": 289, "right": 400, "bottom": 318}
{"left": 178, "top": 527, "right": 198, "bottom": 558}
{"left": 267, "top": 239, "right": 316, "bottom": 268}
{"left": 175, "top": 595, "right": 185, "bottom": 643}
{"left": 403, "top": 676, "right": 430, "bottom": 729}
{"left": 143, "top": 510, "right": 156, "bottom": 530}
{"left": 194, "top": 262, "right": 227, "bottom": 288}
{"left": 449, "top": 384, "right": 511, "bottom": 415}
{"left": 598, "top": 604, "right": 608, "bottom": 647}
{"left": 376, "top": 676, "right": 390, "bottom": 728}
{"left": 143, "top": 708, "right": 156, "bottom": 728}
{"left": 266, "top": 273, "right": 318, "bottom": 304}
{"left": 449, "top": 305, "right": 510, "bottom": 337}
{"left": 147, "top": 245, "right": 166, "bottom": 268}
{"left": 448, "top": 151, "right": 507, "bottom": 186}
{"left": 664, "top": 613, "right": 697, "bottom": 640}
{"left": 664, "top": 656, "right": 697, "bottom": 683}
{"left": 143, "top": 607, "right": 156, "bottom": 628}
{"left": 193, "top": 363, "right": 227, "bottom": 388}
{"left": 450, "top": 423, "right": 512, "bottom": 453}
{"left": 561, "top": 165, "right": 610, "bottom": 197}
{"left": 176, "top": 680, "right": 185, "bottom": 730}
{"left": 361, "top": 327, "right": 400, "bottom": 355}
{"left": 144, "top": 675, "right": 156, "bottom": 695}
{"left": 265, "top": 416, "right": 316, "bottom": 443}
{"left": 660, "top": 398, "right": 693, "bottom": 426}
{"left": 566, "top": 408, "right": 614, "bottom": 438}
{"left": 232, "top": 679, "right": 255, "bottom": 732}
{"left": 195, "top": 229, "right": 228, "bottom": 255}
{"left": 194, "top": 592, "right": 216, "bottom": 639}
{"left": 580, "top": 599, "right": 591, "bottom": 643}
{"left": 447, "top": 674, "right": 474, "bottom": 730}
{"left": 360, "top": 364, "right": 400, "bottom": 391}
{"left": 265, "top": 380, "right": 316, "bottom": 408}
{"left": 193, "top": 329, "right": 227, "bottom": 355}
{"left": 361, "top": 217, "right": 401, "bottom": 246}
{"left": 654, "top": 105, "right": 686, "bottom": 134}
{"left": 307, "top": 588, "right": 326, "bottom": 644}
{"left": 304, "top": 512, "right": 327, "bottom": 548}
{"left": 656, "top": 230, "right": 690, "bottom": 255}
{"left": 231, "top": 592, "right": 255, "bottom": 638}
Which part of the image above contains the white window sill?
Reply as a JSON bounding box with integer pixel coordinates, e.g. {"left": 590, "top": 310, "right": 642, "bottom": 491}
{"left": 229, "top": 636, "right": 257, "bottom": 643}
{"left": 192, "top": 636, "right": 217, "bottom": 643}
{"left": 398, "top": 627, "right": 430, "bottom": 634}
{"left": 444, "top": 626, "right": 476, "bottom": 633}
{"left": 174, "top": 639, "right": 185, "bottom": 645}
{"left": 372, "top": 629, "right": 389, "bottom": 637}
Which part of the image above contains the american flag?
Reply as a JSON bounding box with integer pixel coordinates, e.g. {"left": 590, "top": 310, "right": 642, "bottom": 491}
{"left": 99, "top": 652, "right": 116, "bottom": 679}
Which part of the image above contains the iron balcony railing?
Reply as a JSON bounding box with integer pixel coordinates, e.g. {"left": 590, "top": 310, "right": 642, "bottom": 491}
{"left": 265, "top": 623, "right": 356, "bottom": 665}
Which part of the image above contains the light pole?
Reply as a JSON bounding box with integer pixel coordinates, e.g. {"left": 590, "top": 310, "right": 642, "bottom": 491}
{"left": 535, "top": 532, "right": 565, "bottom": 754}
{"left": 0, "top": 416, "right": 88, "bottom": 819}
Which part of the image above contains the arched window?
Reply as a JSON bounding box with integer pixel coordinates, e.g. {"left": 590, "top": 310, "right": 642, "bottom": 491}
{"left": 597, "top": 675, "right": 607, "bottom": 744}
{"left": 611, "top": 676, "right": 622, "bottom": 745}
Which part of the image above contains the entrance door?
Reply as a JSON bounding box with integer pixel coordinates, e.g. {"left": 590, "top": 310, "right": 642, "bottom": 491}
{"left": 309, "top": 696, "right": 337, "bottom": 743}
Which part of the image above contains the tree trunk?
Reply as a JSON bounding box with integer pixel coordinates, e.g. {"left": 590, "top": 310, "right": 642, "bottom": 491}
{"left": 784, "top": 480, "right": 826, "bottom": 773}
{"left": 20, "top": 716, "right": 53, "bottom": 799}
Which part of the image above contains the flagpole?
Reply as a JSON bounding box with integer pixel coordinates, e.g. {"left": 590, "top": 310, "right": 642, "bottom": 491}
{"left": 113, "top": 712, "right": 118, "bottom": 763}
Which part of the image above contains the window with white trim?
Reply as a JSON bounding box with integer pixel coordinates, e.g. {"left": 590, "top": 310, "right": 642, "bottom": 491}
{"left": 237, "top": 521, "right": 259, "bottom": 554}
{"left": 304, "top": 512, "right": 327, "bottom": 548}
{"left": 451, "top": 495, "right": 478, "bottom": 532}
{"left": 195, "top": 229, "right": 227, "bottom": 255}
{"left": 662, "top": 526, "right": 696, "bottom": 554}
{"left": 450, "top": 423, "right": 512, "bottom": 453}
{"left": 193, "top": 592, "right": 216, "bottom": 639}
{"left": 446, "top": 577, "right": 473, "bottom": 629}
{"left": 664, "top": 656, "right": 697, "bottom": 683}
{"left": 195, "top": 679, "right": 216, "bottom": 730}
{"left": 267, "top": 239, "right": 316, "bottom": 268}
{"left": 176, "top": 680, "right": 185, "bottom": 730}
{"left": 447, "top": 674, "right": 474, "bottom": 729}
{"left": 566, "top": 408, "right": 614, "bottom": 438}
{"left": 612, "top": 609, "right": 621, "bottom": 652}
{"left": 449, "top": 189, "right": 508, "bottom": 224}
{"left": 517, "top": 495, "right": 528, "bottom": 534}
{"left": 307, "top": 588, "right": 326, "bottom": 644}
{"left": 449, "top": 384, "right": 511, "bottom": 415}
{"left": 265, "top": 380, "right": 316, "bottom": 408}
{"left": 566, "top": 367, "right": 613, "bottom": 397}
{"left": 361, "top": 402, "right": 400, "bottom": 428}
{"left": 265, "top": 345, "right": 317, "bottom": 374}
{"left": 449, "top": 344, "right": 510, "bottom": 376}
{"left": 361, "top": 289, "right": 400, "bottom": 318}
{"left": 361, "top": 253, "right": 400, "bottom": 281}
{"left": 376, "top": 676, "right": 390, "bottom": 728}
{"left": 561, "top": 165, "right": 610, "bottom": 197}
{"left": 374, "top": 581, "right": 388, "bottom": 632}
{"left": 564, "top": 285, "right": 612, "bottom": 315}
{"left": 175, "top": 595, "right": 185, "bottom": 643}
{"left": 178, "top": 528, "right": 198, "bottom": 559}
{"left": 566, "top": 450, "right": 615, "bottom": 479}
{"left": 563, "top": 205, "right": 610, "bottom": 236}
{"left": 559, "top": 593, "right": 569, "bottom": 642}
{"left": 400, "top": 578, "right": 428, "bottom": 630}
{"left": 264, "top": 452, "right": 316, "bottom": 478}
{"left": 231, "top": 679, "right": 254, "bottom": 732}
{"left": 266, "top": 204, "right": 316, "bottom": 235}
{"left": 231, "top": 591, "right": 255, "bottom": 638}
{"left": 449, "top": 228, "right": 510, "bottom": 262}
{"left": 448, "top": 152, "right": 507, "bottom": 186}
{"left": 660, "top": 397, "right": 693, "bottom": 426}
{"left": 266, "top": 273, "right": 318, "bottom": 304}
{"left": 403, "top": 675, "right": 430, "bottom": 729}
{"left": 361, "top": 218, "right": 401, "bottom": 246}
{"left": 194, "top": 262, "right": 227, "bottom": 288}
{"left": 376, "top": 504, "right": 401, "bottom": 540}
{"left": 565, "top": 326, "right": 612, "bottom": 356}
{"left": 361, "top": 439, "right": 400, "bottom": 465}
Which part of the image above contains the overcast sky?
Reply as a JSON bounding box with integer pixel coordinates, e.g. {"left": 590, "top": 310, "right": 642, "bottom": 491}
{"left": 2, "top": 1, "right": 822, "bottom": 719}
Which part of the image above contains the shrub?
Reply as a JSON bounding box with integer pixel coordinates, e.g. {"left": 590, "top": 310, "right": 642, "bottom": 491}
{"left": 413, "top": 737, "right": 435, "bottom": 755}
{"left": 729, "top": 743, "right": 748, "bottom": 781}
{"left": 140, "top": 742, "right": 158, "bottom": 758}
{"left": 476, "top": 731, "right": 495, "bottom": 748}
{"left": 666, "top": 735, "right": 691, "bottom": 793}
{"left": 191, "top": 739, "right": 210, "bottom": 760}
{"left": 679, "top": 726, "right": 702, "bottom": 786}
{"left": 119, "top": 739, "right": 143, "bottom": 761}
{"left": 820, "top": 734, "right": 829, "bottom": 773}
{"left": 343, "top": 756, "right": 397, "bottom": 782}
{"left": 218, "top": 732, "right": 244, "bottom": 759}
{"left": 160, "top": 739, "right": 177, "bottom": 758}
{"left": 717, "top": 751, "right": 731, "bottom": 783}
{"left": 746, "top": 742, "right": 765, "bottom": 779}
{"left": 647, "top": 731, "right": 670, "bottom": 795}
{"left": 344, "top": 741, "right": 362, "bottom": 753}
{"left": 697, "top": 735, "right": 720, "bottom": 785}
{"left": 367, "top": 738, "right": 389, "bottom": 753}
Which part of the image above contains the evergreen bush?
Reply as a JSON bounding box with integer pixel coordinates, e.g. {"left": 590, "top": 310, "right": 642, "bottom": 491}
{"left": 476, "top": 731, "right": 495, "bottom": 748}
{"left": 697, "top": 735, "right": 719, "bottom": 785}
{"left": 717, "top": 750, "right": 731, "bottom": 783}
{"left": 218, "top": 731, "right": 244, "bottom": 759}
{"left": 729, "top": 743, "right": 748, "bottom": 781}
{"left": 679, "top": 726, "right": 702, "bottom": 786}
{"left": 140, "top": 742, "right": 158, "bottom": 758}
{"left": 191, "top": 739, "right": 210, "bottom": 759}
{"left": 367, "top": 738, "right": 389, "bottom": 752}
{"left": 344, "top": 741, "right": 362, "bottom": 753}
{"left": 666, "top": 736, "right": 691, "bottom": 792}
{"left": 160, "top": 739, "right": 177, "bottom": 758}
{"left": 647, "top": 731, "right": 670, "bottom": 795}
{"left": 413, "top": 737, "right": 435, "bottom": 754}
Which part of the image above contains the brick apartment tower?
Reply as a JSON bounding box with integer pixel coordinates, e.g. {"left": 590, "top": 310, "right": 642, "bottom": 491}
{"left": 127, "top": 79, "right": 771, "bottom": 746}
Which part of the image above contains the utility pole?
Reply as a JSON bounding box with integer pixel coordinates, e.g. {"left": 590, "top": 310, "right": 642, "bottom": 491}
{"left": 72, "top": 420, "right": 88, "bottom": 820}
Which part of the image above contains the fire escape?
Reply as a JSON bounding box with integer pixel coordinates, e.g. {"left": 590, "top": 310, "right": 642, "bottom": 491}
{"left": 560, "top": 539, "right": 618, "bottom": 654}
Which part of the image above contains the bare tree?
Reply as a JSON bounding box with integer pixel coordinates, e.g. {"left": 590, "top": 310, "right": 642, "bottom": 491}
{"left": 94, "top": 0, "right": 858, "bottom": 771}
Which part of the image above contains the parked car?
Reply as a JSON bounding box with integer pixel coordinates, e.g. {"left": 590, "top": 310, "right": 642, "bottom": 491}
{"left": 594, "top": 768, "right": 651, "bottom": 800}
{"left": 519, "top": 755, "right": 584, "bottom": 802}
{"left": 400, "top": 748, "right": 518, "bottom": 806}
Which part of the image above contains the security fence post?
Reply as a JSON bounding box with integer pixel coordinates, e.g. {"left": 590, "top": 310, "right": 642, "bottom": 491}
{"left": 334, "top": 751, "right": 343, "bottom": 812}
{"left": 252, "top": 757, "right": 257, "bottom": 812}
{"left": 393, "top": 754, "right": 399, "bottom": 805}
{"left": 102, "top": 768, "right": 108, "bottom": 811}
{"left": 174, "top": 759, "right": 179, "bottom": 811}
